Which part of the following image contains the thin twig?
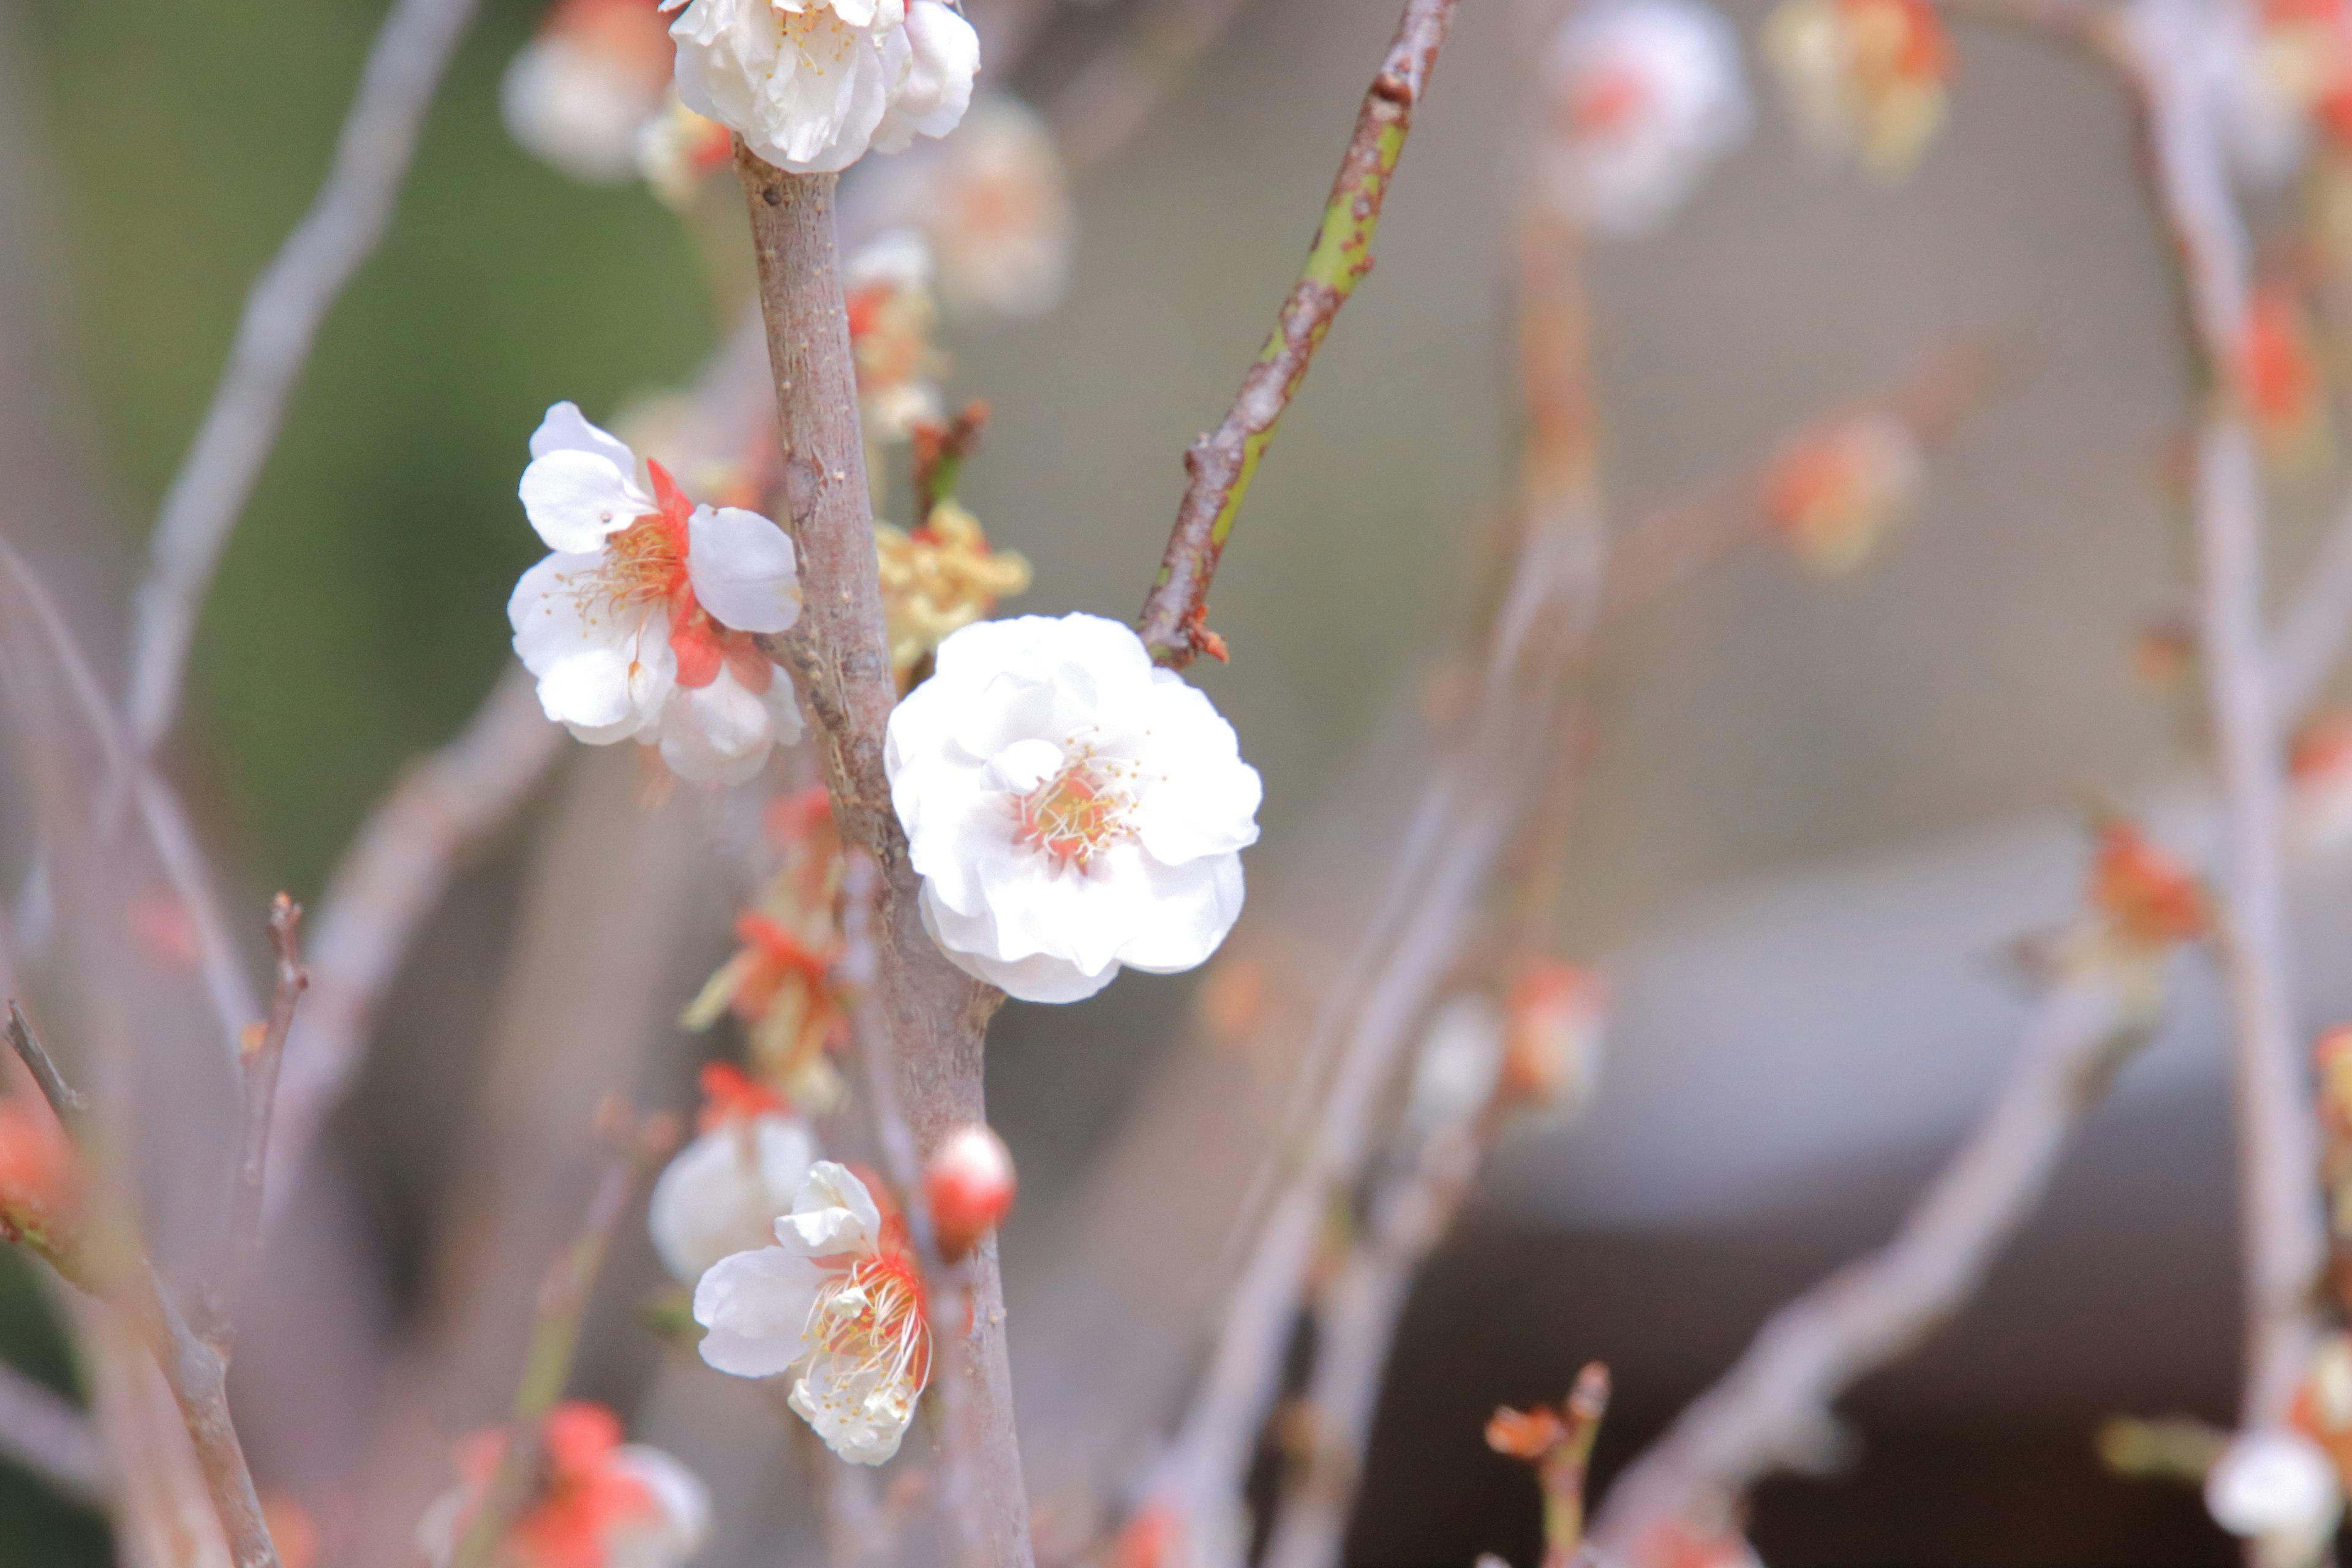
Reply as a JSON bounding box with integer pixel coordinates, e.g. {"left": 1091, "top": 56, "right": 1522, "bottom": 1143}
{"left": 1588, "top": 976, "right": 2152, "bottom": 1557}
{"left": 736, "top": 148, "right": 1032, "bottom": 1568}
{"left": 219, "top": 894, "right": 306, "bottom": 1337}
{"left": 1047, "top": 0, "right": 1255, "bottom": 174}
{"left": 448, "top": 1105, "right": 674, "bottom": 1568}
{"left": 2120, "top": 0, "right": 2326, "bottom": 1428}
{"left": 121, "top": 0, "right": 483, "bottom": 760}
{"left": 1134, "top": 0, "right": 1463, "bottom": 666}
{"left": 5, "top": 1003, "right": 279, "bottom": 1568}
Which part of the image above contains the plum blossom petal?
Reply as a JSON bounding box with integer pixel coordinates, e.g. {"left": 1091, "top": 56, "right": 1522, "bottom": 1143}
{"left": 659, "top": 665, "right": 780, "bottom": 785}
{"left": 873, "top": 1, "right": 981, "bottom": 153}
{"left": 694, "top": 1246, "right": 824, "bottom": 1377}
{"left": 687, "top": 506, "right": 802, "bottom": 633}
{"left": 886, "top": 612, "right": 1261, "bottom": 1003}
{"left": 647, "top": 1112, "right": 816, "bottom": 1281}
{"left": 781, "top": 1159, "right": 884, "bottom": 1256}
{"left": 1539, "top": 0, "right": 1751, "bottom": 236}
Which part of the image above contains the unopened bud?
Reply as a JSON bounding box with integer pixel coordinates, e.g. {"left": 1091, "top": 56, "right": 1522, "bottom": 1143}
{"left": 924, "top": 1123, "right": 1016, "bottom": 1258}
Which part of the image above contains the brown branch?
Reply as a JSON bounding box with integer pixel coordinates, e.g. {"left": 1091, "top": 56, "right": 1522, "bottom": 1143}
{"left": 219, "top": 894, "right": 306, "bottom": 1337}
{"left": 735, "top": 147, "right": 1031, "bottom": 1568}
{"left": 4, "top": 1003, "right": 279, "bottom": 1567}
{"left": 2119, "top": 0, "right": 2325, "bottom": 1428}
{"left": 1588, "top": 976, "right": 2154, "bottom": 1556}
{"left": 1134, "top": 0, "right": 1462, "bottom": 667}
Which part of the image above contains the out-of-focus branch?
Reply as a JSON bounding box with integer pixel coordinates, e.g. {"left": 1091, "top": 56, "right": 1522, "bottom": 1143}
{"left": 2269, "top": 487, "right": 2352, "bottom": 715}
{"left": 448, "top": 1106, "right": 673, "bottom": 1568}
{"left": 260, "top": 667, "right": 558, "bottom": 1231}
{"left": 2121, "top": 0, "right": 2325, "bottom": 1429}
{"left": 6, "top": 1003, "right": 280, "bottom": 1568}
{"left": 0, "top": 538, "right": 256, "bottom": 1063}
{"left": 735, "top": 148, "right": 1031, "bottom": 1568}
{"left": 1047, "top": 0, "right": 1254, "bottom": 174}
{"left": 0, "top": 1358, "right": 108, "bottom": 1508}
{"left": 219, "top": 894, "right": 306, "bottom": 1333}
{"left": 121, "top": 0, "right": 482, "bottom": 760}
{"left": 1134, "top": 0, "right": 1462, "bottom": 668}
{"left": 1588, "top": 977, "right": 2150, "bottom": 1559}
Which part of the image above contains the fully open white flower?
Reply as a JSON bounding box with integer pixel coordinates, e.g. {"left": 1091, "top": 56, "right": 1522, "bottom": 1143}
{"left": 663, "top": 0, "right": 978, "bottom": 175}
{"left": 694, "top": 1161, "right": 931, "bottom": 1464}
{"left": 884, "top": 612, "right": 1262, "bottom": 1004}
{"left": 1539, "top": 0, "right": 1751, "bottom": 236}
{"left": 2207, "top": 1428, "right": 2344, "bottom": 1568}
{"left": 508, "top": 402, "right": 804, "bottom": 785}
{"left": 648, "top": 1109, "right": 815, "bottom": 1282}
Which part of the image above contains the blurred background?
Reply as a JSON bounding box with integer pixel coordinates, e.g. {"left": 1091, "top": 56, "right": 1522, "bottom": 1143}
{"left": 0, "top": 0, "right": 2329, "bottom": 1560}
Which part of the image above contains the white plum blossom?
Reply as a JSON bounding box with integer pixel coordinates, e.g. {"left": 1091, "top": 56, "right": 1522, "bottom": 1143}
{"left": 1538, "top": 0, "right": 1751, "bottom": 236}
{"left": 884, "top": 613, "right": 1262, "bottom": 1005}
{"left": 695, "top": 1161, "right": 932, "bottom": 1464}
{"left": 662, "top": 0, "right": 979, "bottom": 175}
{"left": 508, "top": 402, "right": 804, "bottom": 785}
{"left": 861, "top": 95, "right": 1077, "bottom": 318}
{"left": 2206, "top": 1428, "right": 2345, "bottom": 1568}
{"left": 647, "top": 1104, "right": 815, "bottom": 1282}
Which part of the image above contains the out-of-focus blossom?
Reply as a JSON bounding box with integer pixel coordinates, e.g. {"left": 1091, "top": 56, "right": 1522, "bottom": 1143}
{"left": 503, "top": 0, "right": 677, "bottom": 184}
{"left": 884, "top": 613, "right": 1262, "bottom": 1004}
{"left": 2291, "top": 715, "right": 2352, "bottom": 851}
{"left": 1765, "top": 0, "right": 1950, "bottom": 177}
{"left": 684, "top": 787, "right": 851, "bottom": 1104}
{"left": 2239, "top": 284, "right": 2335, "bottom": 468}
{"left": 2132, "top": 613, "right": 2198, "bottom": 694}
{"left": 262, "top": 1494, "right": 320, "bottom": 1568}
{"left": 1403, "top": 995, "right": 1506, "bottom": 1136}
{"left": 695, "top": 1162, "right": 932, "bottom": 1464}
{"left": 417, "top": 1401, "right": 710, "bottom": 1568}
{"left": 1483, "top": 1404, "right": 1570, "bottom": 1460}
{"left": 922, "top": 1121, "right": 1016, "bottom": 1257}
{"left": 0, "top": 1093, "right": 75, "bottom": 1265}
{"left": 863, "top": 96, "right": 1077, "bottom": 318}
{"left": 1499, "top": 960, "right": 1607, "bottom": 1113}
{"left": 875, "top": 500, "right": 1033, "bottom": 679}
{"left": 1762, "top": 410, "right": 1925, "bottom": 575}
{"left": 2215, "top": 0, "right": 2352, "bottom": 186}
{"left": 636, "top": 92, "right": 734, "bottom": 209}
{"left": 2294, "top": 1333, "right": 2352, "bottom": 1487}
{"left": 663, "top": 0, "right": 978, "bottom": 175}
{"left": 2206, "top": 1427, "right": 2344, "bottom": 1568}
{"left": 647, "top": 1063, "right": 816, "bottom": 1283}
{"left": 1536, "top": 0, "right": 1752, "bottom": 237}
{"left": 508, "top": 402, "right": 803, "bottom": 785}
{"left": 2081, "top": 818, "right": 2207, "bottom": 958}
{"left": 846, "top": 231, "right": 944, "bottom": 444}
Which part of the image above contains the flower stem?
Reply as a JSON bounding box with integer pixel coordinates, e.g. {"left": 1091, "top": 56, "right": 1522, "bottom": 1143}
{"left": 736, "top": 146, "right": 1033, "bottom": 1568}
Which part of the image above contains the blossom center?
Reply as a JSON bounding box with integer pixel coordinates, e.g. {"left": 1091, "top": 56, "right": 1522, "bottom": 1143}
{"left": 802, "top": 1251, "right": 932, "bottom": 1423}
{"left": 1014, "top": 755, "right": 1133, "bottom": 869}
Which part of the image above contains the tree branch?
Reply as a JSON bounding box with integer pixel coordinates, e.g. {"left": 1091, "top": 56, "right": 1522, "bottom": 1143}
{"left": 734, "top": 148, "right": 1031, "bottom": 1568}
{"left": 1134, "top": 0, "right": 1462, "bottom": 667}
{"left": 121, "top": 0, "right": 483, "bottom": 760}
{"left": 219, "top": 894, "right": 306, "bottom": 1336}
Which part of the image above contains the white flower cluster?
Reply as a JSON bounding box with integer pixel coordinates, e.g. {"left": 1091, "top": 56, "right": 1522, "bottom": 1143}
{"left": 885, "top": 613, "right": 1262, "bottom": 1004}
{"left": 1538, "top": 0, "right": 1751, "bottom": 237}
{"left": 663, "top": 0, "right": 980, "bottom": 175}
{"left": 508, "top": 403, "right": 804, "bottom": 785}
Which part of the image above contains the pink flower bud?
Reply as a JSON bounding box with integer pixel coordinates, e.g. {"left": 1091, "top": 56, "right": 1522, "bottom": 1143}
{"left": 924, "top": 1123, "right": 1016, "bottom": 1257}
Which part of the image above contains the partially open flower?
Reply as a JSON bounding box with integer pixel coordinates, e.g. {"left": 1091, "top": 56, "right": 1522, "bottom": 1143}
{"left": 875, "top": 500, "right": 1033, "bottom": 679}
{"left": 845, "top": 231, "right": 945, "bottom": 445}
{"left": 647, "top": 1063, "right": 815, "bottom": 1283}
{"left": 694, "top": 1162, "right": 932, "bottom": 1464}
{"left": 922, "top": 1122, "right": 1015, "bottom": 1257}
{"left": 1762, "top": 410, "right": 1925, "bottom": 575}
{"left": 663, "top": 0, "right": 978, "bottom": 175}
{"left": 417, "top": 1401, "right": 709, "bottom": 1568}
{"left": 508, "top": 402, "right": 803, "bottom": 785}
{"left": 1537, "top": 0, "right": 1752, "bottom": 237}
{"left": 503, "top": 0, "right": 677, "bottom": 184}
{"left": 1499, "top": 960, "right": 1607, "bottom": 1114}
{"left": 1765, "top": 0, "right": 1950, "bottom": 177}
{"left": 885, "top": 613, "right": 1263, "bottom": 1004}
{"left": 2206, "top": 1428, "right": 2344, "bottom": 1568}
